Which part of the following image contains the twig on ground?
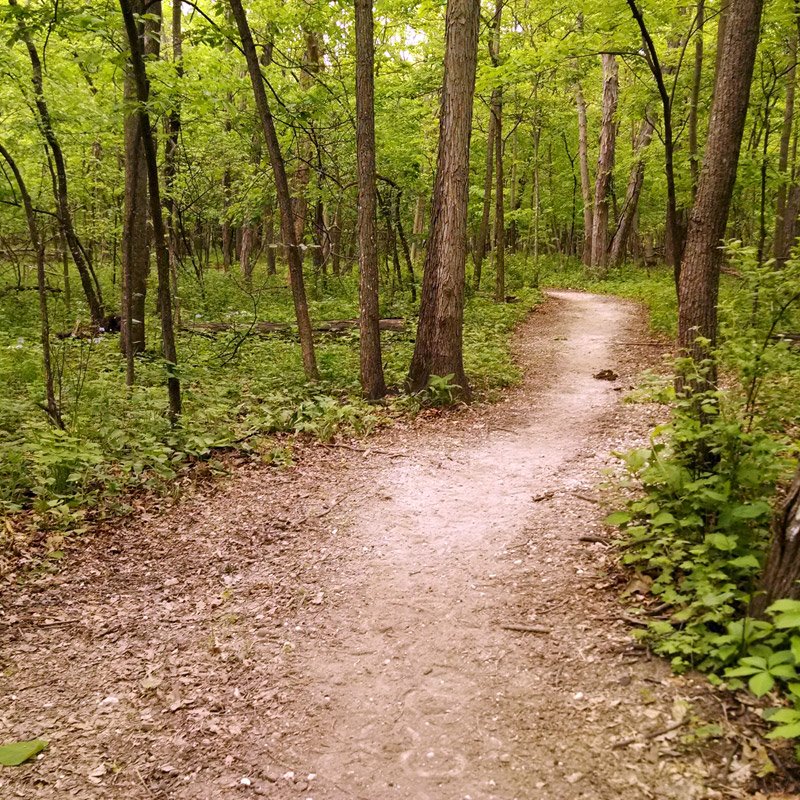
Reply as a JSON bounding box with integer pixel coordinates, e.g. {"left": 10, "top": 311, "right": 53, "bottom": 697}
{"left": 320, "top": 443, "right": 409, "bottom": 458}
{"left": 500, "top": 623, "right": 551, "bottom": 634}
{"left": 611, "top": 717, "right": 689, "bottom": 750}
{"left": 579, "top": 535, "right": 610, "bottom": 544}
{"left": 294, "top": 496, "right": 342, "bottom": 527}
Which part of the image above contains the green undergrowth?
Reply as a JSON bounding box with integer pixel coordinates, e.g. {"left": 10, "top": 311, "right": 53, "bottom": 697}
{"left": 0, "top": 261, "right": 539, "bottom": 577}
{"left": 587, "top": 244, "right": 800, "bottom": 747}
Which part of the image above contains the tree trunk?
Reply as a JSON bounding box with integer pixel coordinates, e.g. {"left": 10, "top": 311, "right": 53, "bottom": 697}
{"left": 228, "top": 0, "right": 319, "bottom": 381}
{"left": 751, "top": 465, "right": 800, "bottom": 617}
{"left": 407, "top": 0, "right": 480, "bottom": 397}
{"left": 774, "top": 30, "right": 798, "bottom": 261}
{"left": 591, "top": 54, "right": 618, "bottom": 274}
{"left": 689, "top": 0, "right": 705, "bottom": 200}
{"left": 474, "top": 110, "right": 495, "bottom": 291}
{"left": 677, "top": 0, "right": 764, "bottom": 382}
{"left": 10, "top": 0, "right": 104, "bottom": 325}
{"left": 609, "top": 120, "right": 655, "bottom": 265}
{"left": 410, "top": 196, "right": 425, "bottom": 264}
{"left": 394, "top": 192, "right": 417, "bottom": 302}
{"left": 354, "top": 0, "right": 386, "bottom": 399}
{"left": 120, "top": 0, "right": 181, "bottom": 422}
{"left": 0, "top": 143, "right": 61, "bottom": 428}
{"left": 121, "top": 0, "right": 159, "bottom": 362}
{"left": 490, "top": 0, "right": 505, "bottom": 303}
{"left": 165, "top": 0, "right": 182, "bottom": 326}
{"left": 577, "top": 85, "right": 593, "bottom": 266}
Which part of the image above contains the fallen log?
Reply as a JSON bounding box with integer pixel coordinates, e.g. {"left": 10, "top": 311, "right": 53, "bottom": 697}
{"left": 182, "top": 318, "right": 407, "bottom": 335}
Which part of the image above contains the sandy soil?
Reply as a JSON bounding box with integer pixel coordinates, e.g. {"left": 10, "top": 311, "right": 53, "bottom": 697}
{"left": 1, "top": 291, "right": 796, "bottom": 799}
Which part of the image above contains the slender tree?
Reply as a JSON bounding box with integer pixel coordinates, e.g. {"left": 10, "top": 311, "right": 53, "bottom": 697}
{"left": 0, "top": 143, "right": 61, "bottom": 428}
{"left": 9, "top": 0, "right": 104, "bottom": 326}
{"left": 490, "top": 0, "right": 505, "bottom": 303}
{"left": 228, "top": 0, "right": 319, "bottom": 381}
{"left": 354, "top": 0, "right": 386, "bottom": 400}
{"left": 576, "top": 85, "right": 593, "bottom": 265}
{"left": 119, "top": 0, "right": 181, "bottom": 421}
{"left": 609, "top": 119, "right": 655, "bottom": 265}
{"left": 590, "top": 53, "right": 618, "bottom": 274}
{"left": 407, "top": 0, "right": 480, "bottom": 396}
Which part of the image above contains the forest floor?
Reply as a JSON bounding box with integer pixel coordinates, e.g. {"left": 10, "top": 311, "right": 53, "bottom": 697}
{"left": 1, "top": 291, "right": 796, "bottom": 800}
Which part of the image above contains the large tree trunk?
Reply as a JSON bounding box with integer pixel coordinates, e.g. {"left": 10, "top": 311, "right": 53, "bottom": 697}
{"left": 590, "top": 54, "right": 618, "bottom": 274}
{"left": 0, "top": 144, "right": 61, "bottom": 428}
{"left": 120, "top": 0, "right": 181, "bottom": 422}
{"left": 474, "top": 110, "right": 495, "bottom": 291}
{"left": 121, "top": 1, "right": 160, "bottom": 362}
{"left": 354, "top": 0, "right": 386, "bottom": 399}
{"left": 407, "top": 0, "right": 480, "bottom": 397}
{"left": 228, "top": 0, "right": 319, "bottom": 381}
{"left": 751, "top": 465, "right": 800, "bottom": 617}
{"left": 576, "top": 85, "right": 593, "bottom": 266}
{"left": 774, "top": 29, "right": 798, "bottom": 261}
{"left": 677, "top": 0, "right": 764, "bottom": 382}
{"left": 609, "top": 120, "right": 655, "bottom": 265}
{"left": 10, "top": 0, "right": 104, "bottom": 326}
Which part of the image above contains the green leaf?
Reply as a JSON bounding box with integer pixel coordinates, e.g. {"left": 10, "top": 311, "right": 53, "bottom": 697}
{"left": 728, "top": 554, "right": 760, "bottom": 569}
{"left": 651, "top": 511, "right": 676, "bottom": 527}
{"left": 731, "top": 501, "right": 771, "bottom": 519}
{"left": 0, "top": 739, "right": 48, "bottom": 766}
{"left": 773, "top": 612, "right": 800, "bottom": 629}
{"left": 769, "top": 599, "right": 800, "bottom": 613}
{"left": 791, "top": 637, "right": 800, "bottom": 663}
{"left": 764, "top": 708, "right": 800, "bottom": 724}
{"left": 766, "top": 721, "right": 800, "bottom": 739}
{"left": 749, "top": 671, "right": 775, "bottom": 697}
{"left": 605, "top": 511, "right": 631, "bottom": 526}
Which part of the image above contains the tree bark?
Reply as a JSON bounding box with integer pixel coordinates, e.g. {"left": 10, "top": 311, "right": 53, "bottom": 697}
{"left": 121, "top": 0, "right": 159, "bottom": 362}
{"left": 590, "top": 54, "right": 618, "bottom": 274}
{"left": 407, "top": 0, "right": 480, "bottom": 397}
{"left": 410, "top": 196, "right": 425, "bottom": 264}
{"left": 354, "top": 0, "right": 386, "bottom": 399}
{"left": 120, "top": 0, "right": 181, "bottom": 422}
{"left": 576, "top": 85, "right": 593, "bottom": 266}
{"left": 751, "top": 465, "right": 800, "bottom": 617}
{"left": 609, "top": 120, "right": 655, "bottom": 265}
{"left": 228, "top": 0, "right": 319, "bottom": 380}
{"left": 0, "top": 143, "right": 61, "bottom": 428}
{"left": 677, "top": 0, "right": 764, "bottom": 382}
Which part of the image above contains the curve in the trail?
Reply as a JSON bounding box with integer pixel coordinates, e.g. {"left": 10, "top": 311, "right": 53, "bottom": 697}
{"left": 285, "top": 291, "right": 693, "bottom": 800}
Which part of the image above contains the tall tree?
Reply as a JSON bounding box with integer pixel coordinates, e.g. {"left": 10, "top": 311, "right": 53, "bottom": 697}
{"left": 121, "top": 0, "right": 160, "bottom": 365}
{"left": 407, "top": 0, "right": 480, "bottom": 396}
{"left": 354, "top": 0, "right": 386, "bottom": 400}
{"left": 576, "top": 85, "right": 593, "bottom": 266}
{"left": 473, "top": 109, "right": 495, "bottom": 290}
{"left": 9, "top": 0, "right": 105, "bottom": 326}
{"left": 119, "top": 0, "right": 181, "bottom": 421}
{"left": 0, "top": 142, "right": 61, "bottom": 428}
{"left": 228, "top": 0, "right": 319, "bottom": 381}
{"left": 774, "top": 22, "right": 798, "bottom": 260}
{"left": 490, "top": 0, "right": 505, "bottom": 303}
{"left": 590, "top": 53, "right": 618, "bottom": 274}
{"left": 677, "top": 0, "right": 765, "bottom": 382}
{"left": 609, "top": 119, "right": 655, "bottom": 265}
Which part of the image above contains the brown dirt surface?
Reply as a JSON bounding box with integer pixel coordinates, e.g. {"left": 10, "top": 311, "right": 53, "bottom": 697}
{"left": 2, "top": 291, "right": 798, "bottom": 799}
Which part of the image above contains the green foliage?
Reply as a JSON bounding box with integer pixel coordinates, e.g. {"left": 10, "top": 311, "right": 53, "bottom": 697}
{"left": 602, "top": 243, "right": 800, "bottom": 740}
{"left": 0, "top": 263, "right": 541, "bottom": 573}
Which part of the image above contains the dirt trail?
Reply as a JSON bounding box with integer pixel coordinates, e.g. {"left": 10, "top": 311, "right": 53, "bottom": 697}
{"left": 1, "top": 292, "right": 749, "bottom": 800}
